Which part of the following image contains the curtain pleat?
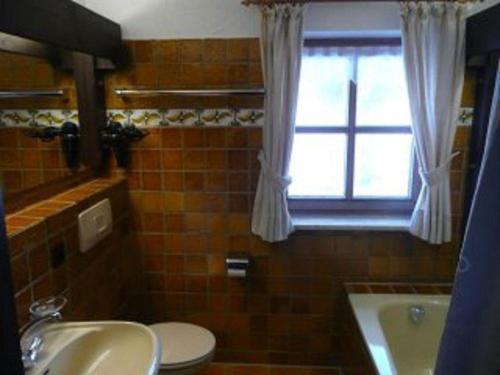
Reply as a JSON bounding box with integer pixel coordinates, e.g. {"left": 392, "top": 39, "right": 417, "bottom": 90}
{"left": 401, "top": 2, "right": 467, "bottom": 244}
{"left": 251, "top": 4, "right": 305, "bottom": 242}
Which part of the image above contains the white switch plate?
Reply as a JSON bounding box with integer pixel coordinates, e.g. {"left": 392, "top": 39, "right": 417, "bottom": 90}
{"left": 78, "top": 199, "right": 113, "bottom": 253}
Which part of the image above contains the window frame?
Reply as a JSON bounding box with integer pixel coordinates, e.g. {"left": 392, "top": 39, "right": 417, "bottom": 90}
{"left": 288, "top": 37, "right": 420, "bottom": 215}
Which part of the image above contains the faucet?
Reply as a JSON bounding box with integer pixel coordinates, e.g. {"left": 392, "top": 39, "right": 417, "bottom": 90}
{"left": 409, "top": 305, "right": 426, "bottom": 325}
{"left": 19, "top": 296, "right": 67, "bottom": 370}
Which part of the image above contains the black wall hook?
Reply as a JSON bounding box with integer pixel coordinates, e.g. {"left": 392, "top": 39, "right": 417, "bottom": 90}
{"left": 24, "top": 122, "right": 80, "bottom": 168}
{"left": 101, "top": 122, "right": 148, "bottom": 168}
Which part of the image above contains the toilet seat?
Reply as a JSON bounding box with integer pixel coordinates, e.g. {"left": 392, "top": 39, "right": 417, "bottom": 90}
{"left": 149, "top": 322, "right": 216, "bottom": 370}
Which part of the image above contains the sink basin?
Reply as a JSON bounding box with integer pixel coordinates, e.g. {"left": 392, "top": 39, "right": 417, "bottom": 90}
{"left": 25, "top": 321, "right": 161, "bottom": 375}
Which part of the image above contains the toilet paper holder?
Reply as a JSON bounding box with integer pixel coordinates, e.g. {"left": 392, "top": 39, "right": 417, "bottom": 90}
{"left": 226, "top": 253, "right": 250, "bottom": 278}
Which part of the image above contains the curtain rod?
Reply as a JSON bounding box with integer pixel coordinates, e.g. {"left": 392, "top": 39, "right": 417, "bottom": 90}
{"left": 115, "top": 88, "right": 266, "bottom": 97}
{"left": 242, "top": 0, "right": 477, "bottom": 5}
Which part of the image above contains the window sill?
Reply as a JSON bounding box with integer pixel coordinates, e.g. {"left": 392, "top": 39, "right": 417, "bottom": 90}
{"left": 291, "top": 213, "right": 411, "bottom": 232}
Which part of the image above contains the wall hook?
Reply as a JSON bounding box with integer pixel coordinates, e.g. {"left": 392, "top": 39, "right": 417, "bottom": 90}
{"left": 101, "top": 122, "right": 149, "bottom": 168}
{"left": 23, "top": 122, "right": 80, "bottom": 168}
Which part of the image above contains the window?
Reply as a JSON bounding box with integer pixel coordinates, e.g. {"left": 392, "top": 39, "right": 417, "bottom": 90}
{"left": 289, "top": 39, "right": 417, "bottom": 213}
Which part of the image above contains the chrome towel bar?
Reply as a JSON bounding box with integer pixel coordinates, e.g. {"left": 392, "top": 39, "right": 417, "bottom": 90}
{"left": 115, "top": 88, "right": 265, "bottom": 97}
{"left": 0, "top": 90, "right": 65, "bottom": 98}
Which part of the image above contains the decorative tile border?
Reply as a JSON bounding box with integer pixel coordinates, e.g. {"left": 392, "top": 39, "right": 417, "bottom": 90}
{"left": 0, "top": 108, "right": 265, "bottom": 128}
{"left": 345, "top": 282, "right": 453, "bottom": 295}
{"left": 458, "top": 107, "right": 474, "bottom": 126}
{"left": 0, "top": 107, "right": 472, "bottom": 128}
{"left": 0, "top": 109, "right": 79, "bottom": 127}
{"left": 107, "top": 108, "right": 265, "bottom": 127}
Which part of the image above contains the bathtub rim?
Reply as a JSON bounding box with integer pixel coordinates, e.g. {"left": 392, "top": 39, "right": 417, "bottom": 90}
{"left": 348, "top": 293, "right": 451, "bottom": 375}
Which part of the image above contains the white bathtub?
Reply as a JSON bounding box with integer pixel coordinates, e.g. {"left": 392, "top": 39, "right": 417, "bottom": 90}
{"left": 349, "top": 293, "right": 451, "bottom": 375}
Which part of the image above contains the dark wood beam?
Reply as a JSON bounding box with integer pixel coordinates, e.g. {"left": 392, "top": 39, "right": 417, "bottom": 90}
{"left": 463, "top": 2, "right": 500, "bottom": 238}
{"left": 467, "top": 3, "right": 500, "bottom": 58}
{"left": 73, "top": 52, "right": 106, "bottom": 172}
{"left": 0, "top": 0, "right": 123, "bottom": 63}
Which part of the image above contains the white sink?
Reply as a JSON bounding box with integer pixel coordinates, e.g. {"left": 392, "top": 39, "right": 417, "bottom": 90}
{"left": 25, "top": 321, "right": 161, "bottom": 375}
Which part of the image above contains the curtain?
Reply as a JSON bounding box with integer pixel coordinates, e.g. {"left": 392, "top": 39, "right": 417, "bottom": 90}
{"left": 436, "top": 65, "right": 500, "bottom": 375}
{"left": 401, "top": 2, "right": 467, "bottom": 244}
{"left": 251, "top": 4, "right": 305, "bottom": 242}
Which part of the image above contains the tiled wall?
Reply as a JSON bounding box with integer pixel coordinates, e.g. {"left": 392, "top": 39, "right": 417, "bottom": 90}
{"left": 0, "top": 51, "right": 80, "bottom": 197}
{"left": 105, "top": 39, "right": 263, "bottom": 110}
{"left": 122, "top": 125, "right": 468, "bottom": 369}
{"left": 7, "top": 178, "right": 141, "bottom": 328}
{"left": 3, "top": 37, "right": 473, "bottom": 373}
{"left": 105, "top": 38, "right": 474, "bottom": 370}
{"left": 0, "top": 127, "right": 81, "bottom": 197}
{"left": 0, "top": 51, "right": 77, "bottom": 109}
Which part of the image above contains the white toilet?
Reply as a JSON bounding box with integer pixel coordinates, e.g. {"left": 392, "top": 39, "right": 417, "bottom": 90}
{"left": 150, "top": 322, "right": 216, "bottom": 375}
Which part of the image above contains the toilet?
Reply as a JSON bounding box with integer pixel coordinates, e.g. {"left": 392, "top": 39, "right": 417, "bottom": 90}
{"left": 150, "top": 322, "right": 216, "bottom": 375}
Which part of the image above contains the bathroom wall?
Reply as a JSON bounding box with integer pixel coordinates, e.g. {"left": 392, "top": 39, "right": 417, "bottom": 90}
{"left": 77, "top": 0, "right": 402, "bottom": 39}
{"left": 105, "top": 39, "right": 474, "bottom": 369}
{"left": 105, "top": 39, "right": 262, "bottom": 110}
{"left": 0, "top": 51, "right": 78, "bottom": 109}
{"left": 0, "top": 133, "right": 89, "bottom": 214}
{"left": 7, "top": 177, "right": 142, "bottom": 328}
{"left": 2, "top": 0, "right": 481, "bottom": 369}
{"left": 0, "top": 51, "right": 82, "bottom": 201}
{"left": 77, "top": 0, "right": 500, "bottom": 39}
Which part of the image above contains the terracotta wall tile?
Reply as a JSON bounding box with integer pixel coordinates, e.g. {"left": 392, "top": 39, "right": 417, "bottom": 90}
{"left": 134, "top": 40, "right": 154, "bottom": 63}
{"left": 9, "top": 178, "right": 141, "bottom": 327}
{"left": 0, "top": 128, "right": 76, "bottom": 196}
{"left": 0, "top": 51, "right": 77, "bottom": 110}
{"left": 153, "top": 40, "right": 180, "bottom": 63}
{"left": 143, "top": 172, "right": 162, "bottom": 191}
{"left": 183, "top": 150, "right": 205, "bottom": 169}
{"left": 204, "top": 40, "right": 228, "bottom": 63}
{"left": 227, "top": 39, "right": 250, "bottom": 62}
{"left": 164, "top": 172, "right": 184, "bottom": 190}
{"left": 180, "top": 40, "right": 204, "bottom": 63}
{"left": 163, "top": 150, "right": 184, "bottom": 170}
{"left": 104, "top": 38, "right": 263, "bottom": 109}
{"left": 158, "top": 64, "right": 183, "bottom": 86}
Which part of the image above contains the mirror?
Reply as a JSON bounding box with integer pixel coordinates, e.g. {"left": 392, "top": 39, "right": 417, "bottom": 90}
{"left": 0, "top": 50, "right": 87, "bottom": 211}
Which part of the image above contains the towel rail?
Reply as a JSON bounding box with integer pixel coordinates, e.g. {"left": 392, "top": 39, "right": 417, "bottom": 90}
{"left": 115, "top": 88, "right": 265, "bottom": 97}
{"left": 0, "top": 90, "right": 65, "bottom": 98}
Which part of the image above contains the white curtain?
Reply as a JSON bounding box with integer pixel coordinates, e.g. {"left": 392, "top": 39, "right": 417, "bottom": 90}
{"left": 401, "top": 2, "right": 467, "bottom": 244}
{"left": 251, "top": 4, "right": 305, "bottom": 242}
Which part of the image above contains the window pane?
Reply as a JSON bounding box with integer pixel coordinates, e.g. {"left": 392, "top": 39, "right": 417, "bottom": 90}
{"left": 289, "top": 134, "right": 347, "bottom": 197}
{"left": 356, "top": 52, "right": 411, "bottom": 126}
{"left": 295, "top": 54, "right": 351, "bottom": 126}
{"left": 353, "top": 134, "right": 413, "bottom": 198}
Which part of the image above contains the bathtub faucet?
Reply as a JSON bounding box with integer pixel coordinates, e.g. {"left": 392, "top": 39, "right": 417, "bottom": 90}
{"left": 409, "top": 305, "right": 426, "bottom": 325}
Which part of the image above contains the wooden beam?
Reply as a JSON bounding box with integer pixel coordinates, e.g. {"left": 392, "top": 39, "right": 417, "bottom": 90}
{"left": 462, "top": 52, "right": 500, "bottom": 237}
{"left": 467, "top": 3, "right": 500, "bottom": 57}
{"left": 0, "top": 0, "right": 123, "bottom": 63}
{"left": 73, "top": 52, "right": 106, "bottom": 172}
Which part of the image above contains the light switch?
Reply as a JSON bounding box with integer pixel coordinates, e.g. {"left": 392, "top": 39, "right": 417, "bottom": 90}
{"left": 78, "top": 199, "right": 113, "bottom": 253}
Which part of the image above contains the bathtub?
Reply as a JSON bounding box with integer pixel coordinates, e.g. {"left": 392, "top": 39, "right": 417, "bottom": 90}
{"left": 349, "top": 293, "right": 451, "bottom": 375}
